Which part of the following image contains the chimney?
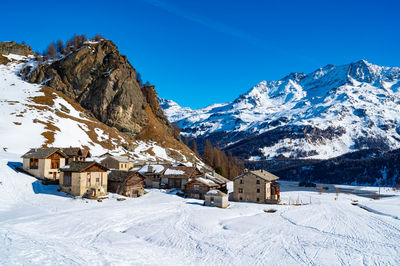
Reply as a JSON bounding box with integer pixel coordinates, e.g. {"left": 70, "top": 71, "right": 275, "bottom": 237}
{"left": 148, "top": 165, "right": 154, "bottom": 173}
{"left": 212, "top": 170, "right": 215, "bottom": 176}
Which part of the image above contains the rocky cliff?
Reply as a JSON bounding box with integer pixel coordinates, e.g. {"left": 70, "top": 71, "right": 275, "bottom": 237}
{"left": 16, "top": 39, "right": 192, "bottom": 160}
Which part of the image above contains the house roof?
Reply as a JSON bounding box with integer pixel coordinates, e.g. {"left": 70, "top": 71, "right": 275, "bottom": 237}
{"left": 104, "top": 155, "right": 132, "bottom": 163}
{"left": 59, "top": 147, "right": 91, "bottom": 158}
{"left": 195, "top": 177, "right": 218, "bottom": 187}
{"left": 138, "top": 164, "right": 165, "bottom": 174}
{"left": 206, "top": 189, "right": 227, "bottom": 197}
{"left": 60, "top": 161, "right": 108, "bottom": 172}
{"left": 162, "top": 166, "right": 199, "bottom": 178}
{"left": 21, "top": 148, "right": 67, "bottom": 159}
{"left": 233, "top": 170, "right": 279, "bottom": 182}
{"left": 108, "top": 170, "right": 143, "bottom": 182}
{"left": 200, "top": 171, "right": 230, "bottom": 185}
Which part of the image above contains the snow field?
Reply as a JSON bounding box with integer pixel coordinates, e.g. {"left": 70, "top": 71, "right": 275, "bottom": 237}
{"left": 1, "top": 153, "right": 400, "bottom": 265}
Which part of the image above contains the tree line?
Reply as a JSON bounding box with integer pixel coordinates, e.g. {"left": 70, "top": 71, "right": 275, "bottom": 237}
{"left": 185, "top": 136, "right": 244, "bottom": 179}
{"left": 35, "top": 33, "right": 104, "bottom": 65}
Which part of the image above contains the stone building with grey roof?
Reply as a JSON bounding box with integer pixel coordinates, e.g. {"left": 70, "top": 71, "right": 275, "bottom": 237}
{"left": 232, "top": 170, "right": 280, "bottom": 204}
{"left": 59, "top": 161, "right": 108, "bottom": 197}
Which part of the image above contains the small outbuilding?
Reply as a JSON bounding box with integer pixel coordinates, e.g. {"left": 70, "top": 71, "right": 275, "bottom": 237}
{"left": 204, "top": 190, "right": 229, "bottom": 208}
{"left": 108, "top": 170, "right": 146, "bottom": 198}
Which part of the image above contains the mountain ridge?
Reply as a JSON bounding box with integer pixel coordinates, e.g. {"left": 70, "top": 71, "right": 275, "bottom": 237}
{"left": 161, "top": 59, "right": 400, "bottom": 160}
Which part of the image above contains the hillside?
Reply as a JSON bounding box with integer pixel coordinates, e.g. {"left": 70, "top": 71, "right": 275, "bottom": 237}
{"left": 0, "top": 40, "right": 195, "bottom": 162}
{"left": 161, "top": 60, "right": 400, "bottom": 161}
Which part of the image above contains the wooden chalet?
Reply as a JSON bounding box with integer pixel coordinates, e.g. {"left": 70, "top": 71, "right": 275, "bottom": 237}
{"left": 185, "top": 171, "right": 229, "bottom": 199}
{"left": 60, "top": 147, "right": 91, "bottom": 164}
{"left": 108, "top": 170, "right": 146, "bottom": 198}
{"left": 21, "top": 148, "right": 68, "bottom": 180}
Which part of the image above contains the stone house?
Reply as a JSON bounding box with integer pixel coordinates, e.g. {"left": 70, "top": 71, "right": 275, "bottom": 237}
{"left": 204, "top": 190, "right": 229, "bottom": 208}
{"left": 108, "top": 170, "right": 146, "bottom": 198}
{"left": 59, "top": 161, "right": 108, "bottom": 197}
{"left": 138, "top": 164, "right": 166, "bottom": 188}
{"left": 232, "top": 170, "right": 280, "bottom": 204}
{"left": 60, "top": 147, "right": 91, "bottom": 164}
{"left": 21, "top": 148, "right": 67, "bottom": 180}
{"left": 100, "top": 155, "right": 134, "bottom": 171}
{"left": 184, "top": 177, "right": 219, "bottom": 199}
{"left": 161, "top": 166, "right": 202, "bottom": 189}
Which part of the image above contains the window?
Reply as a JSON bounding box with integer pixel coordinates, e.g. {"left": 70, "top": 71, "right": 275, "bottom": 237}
{"left": 239, "top": 197, "right": 243, "bottom": 201}
{"left": 51, "top": 159, "right": 60, "bottom": 169}
{"left": 194, "top": 184, "right": 200, "bottom": 192}
{"left": 257, "top": 188, "right": 260, "bottom": 193}
{"left": 257, "top": 198, "right": 260, "bottom": 202}
{"left": 240, "top": 179, "right": 244, "bottom": 184}
{"left": 96, "top": 178, "right": 100, "bottom": 183}
{"left": 256, "top": 180, "right": 260, "bottom": 184}
{"left": 64, "top": 173, "right": 72, "bottom": 186}
{"left": 238, "top": 188, "right": 243, "bottom": 193}
{"left": 30, "top": 158, "right": 38, "bottom": 169}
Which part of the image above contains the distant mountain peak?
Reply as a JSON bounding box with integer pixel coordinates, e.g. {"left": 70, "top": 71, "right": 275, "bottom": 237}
{"left": 162, "top": 60, "right": 400, "bottom": 160}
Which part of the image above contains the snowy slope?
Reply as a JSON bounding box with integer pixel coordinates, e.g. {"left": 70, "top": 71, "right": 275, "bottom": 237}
{"left": 0, "top": 55, "right": 189, "bottom": 162}
{"left": 1, "top": 152, "right": 400, "bottom": 265}
{"left": 161, "top": 60, "right": 400, "bottom": 160}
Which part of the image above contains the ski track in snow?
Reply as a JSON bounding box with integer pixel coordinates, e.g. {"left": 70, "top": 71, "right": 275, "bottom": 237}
{"left": 1, "top": 154, "right": 400, "bottom": 265}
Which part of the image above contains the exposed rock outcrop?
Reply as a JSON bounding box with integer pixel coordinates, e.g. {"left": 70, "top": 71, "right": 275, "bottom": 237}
{"left": 22, "top": 39, "right": 191, "bottom": 158}
{"left": 27, "top": 40, "right": 175, "bottom": 139}
{"left": 0, "top": 41, "right": 33, "bottom": 56}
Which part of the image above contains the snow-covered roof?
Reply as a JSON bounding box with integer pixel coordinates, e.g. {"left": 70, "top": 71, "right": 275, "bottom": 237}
{"left": 138, "top": 164, "right": 165, "bottom": 174}
{"left": 164, "top": 169, "right": 185, "bottom": 175}
{"left": 195, "top": 177, "right": 218, "bottom": 187}
{"left": 206, "top": 189, "right": 227, "bottom": 196}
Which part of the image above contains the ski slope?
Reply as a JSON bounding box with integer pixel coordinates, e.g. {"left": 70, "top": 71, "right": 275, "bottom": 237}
{"left": 1, "top": 152, "right": 400, "bottom": 265}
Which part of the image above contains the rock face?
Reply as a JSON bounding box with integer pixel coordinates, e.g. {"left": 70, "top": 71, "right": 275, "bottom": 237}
{"left": 0, "top": 41, "right": 33, "bottom": 56}
{"left": 27, "top": 40, "right": 174, "bottom": 138}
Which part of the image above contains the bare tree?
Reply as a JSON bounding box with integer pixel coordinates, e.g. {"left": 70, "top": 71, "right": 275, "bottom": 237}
{"left": 173, "top": 122, "right": 181, "bottom": 140}
{"left": 73, "top": 34, "right": 80, "bottom": 49}
{"left": 56, "top": 39, "right": 64, "bottom": 53}
{"left": 190, "top": 140, "right": 198, "bottom": 155}
{"left": 65, "top": 40, "right": 71, "bottom": 53}
{"left": 95, "top": 33, "right": 104, "bottom": 41}
{"left": 47, "top": 42, "right": 56, "bottom": 60}
{"left": 136, "top": 72, "right": 143, "bottom": 88}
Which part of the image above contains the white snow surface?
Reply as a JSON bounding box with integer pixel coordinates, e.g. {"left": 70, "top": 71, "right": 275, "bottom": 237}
{"left": 160, "top": 60, "right": 400, "bottom": 159}
{"left": 1, "top": 152, "right": 400, "bottom": 265}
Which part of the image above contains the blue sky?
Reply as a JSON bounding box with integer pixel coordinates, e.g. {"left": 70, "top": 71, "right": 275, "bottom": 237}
{"left": 2, "top": 0, "right": 400, "bottom": 108}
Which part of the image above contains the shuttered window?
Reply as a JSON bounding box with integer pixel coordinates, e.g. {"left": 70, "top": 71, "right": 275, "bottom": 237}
{"left": 30, "top": 158, "right": 38, "bottom": 169}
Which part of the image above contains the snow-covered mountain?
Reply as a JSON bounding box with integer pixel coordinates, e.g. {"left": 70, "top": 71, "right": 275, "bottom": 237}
{"left": 161, "top": 60, "right": 400, "bottom": 160}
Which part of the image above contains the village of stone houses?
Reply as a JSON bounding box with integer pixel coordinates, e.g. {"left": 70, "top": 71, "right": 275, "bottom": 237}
{"left": 1, "top": 31, "right": 400, "bottom": 264}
